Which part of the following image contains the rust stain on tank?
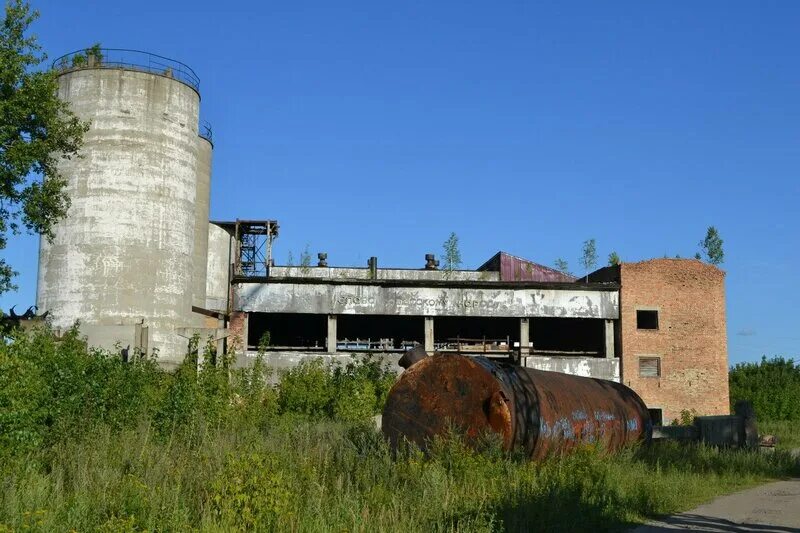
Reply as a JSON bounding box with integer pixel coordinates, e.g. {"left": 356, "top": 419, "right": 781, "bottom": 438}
{"left": 382, "top": 353, "right": 651, "bottom": 459}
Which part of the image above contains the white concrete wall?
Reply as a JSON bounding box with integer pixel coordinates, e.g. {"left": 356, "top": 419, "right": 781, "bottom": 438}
{"left": 236, "top": 350, "right": 619, "bottom": 382}
{"left": 237, "top": 350, "right": 404, "bottom": 378}
{"left": 524, "top": 356, "right": 620, "bottom": 382}
{"left": 37, "top": 68, "right": 201, "bottom": 363}
{"left": 206, "top": 222, "right": 233, "bottom": 312}
{"left": 236, "top": 282, "right": 619, "bottom": 318}
{"left": 192, "top": 137, "right": 213, "bottom": 314}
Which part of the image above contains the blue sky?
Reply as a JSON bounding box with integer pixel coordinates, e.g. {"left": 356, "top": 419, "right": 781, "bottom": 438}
{"left": 3, "top": 1, "right": 798, "bottom": 364}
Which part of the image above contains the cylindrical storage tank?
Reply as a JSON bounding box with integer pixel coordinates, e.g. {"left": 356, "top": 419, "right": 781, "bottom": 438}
{"left": 37, "top": 52, "right": 201, "bottom": 365}
{"left": 205, "top": 222, "right": 234, "bottom": 313}
{"left": 192, "top": 134, "right": 213, "bottom": 317}
{"left": 382, "top": 354, "right": 651, "bottom": 459}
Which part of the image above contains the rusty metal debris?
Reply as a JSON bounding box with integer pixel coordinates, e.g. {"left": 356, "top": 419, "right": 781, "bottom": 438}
{"left": 382, "top": 351, "right": 651, "bottom": 459}
{"left": 1, "top": 305, "right": 49, "bottom": 330}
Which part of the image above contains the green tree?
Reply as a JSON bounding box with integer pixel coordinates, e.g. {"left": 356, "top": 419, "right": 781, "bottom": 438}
{"left": 729, "top": 356, "right": 800, "bottom": 421}
{"left": 608, "top": 251, "right": 620, "bottom": 266}
{"left": 299, "top": 244, "right": 311, "bottom": 275}
{"left": 554, "top": 258, "right": 570, "bottom": 275}
{"left": 698, "top": 226, "right": 724, "bottom": 265}
{"left": 0, "top": 0, "right": 88, "bottom": 293}
{"left": 580, "top": 238, "right": 597, "bottom": 281}
{"left": 442, "top": 232, "right": 462, "bottom": 274}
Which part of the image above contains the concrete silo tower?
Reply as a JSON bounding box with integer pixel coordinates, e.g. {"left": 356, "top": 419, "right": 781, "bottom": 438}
{"left": 37, "top": 48, "right": 213, "bottom": 365}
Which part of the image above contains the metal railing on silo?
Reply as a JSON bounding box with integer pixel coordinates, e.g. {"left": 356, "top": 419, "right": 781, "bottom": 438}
{"left": 51, "top": 48, "right": 200, "bottom": 92}
{"left": 199, "top": 120, "right": 213, "bottom": 143}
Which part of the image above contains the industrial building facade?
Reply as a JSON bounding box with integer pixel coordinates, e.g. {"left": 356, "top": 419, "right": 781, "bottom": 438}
{"left": 224, "top": 245, "right": 730, "bottom": 424}
{"left": 34, "top": 49, "right": 730, "bottom": 425}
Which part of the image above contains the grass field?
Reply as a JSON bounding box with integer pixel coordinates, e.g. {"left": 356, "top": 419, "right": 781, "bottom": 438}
{"left": 2, "top": 420, "right": 799, "bottom": 532}
{"left": 758, "top": 420, "right": 800, "bottom": 450}
{"left": 1, "top": 328, "right": 798, "bottom": 532}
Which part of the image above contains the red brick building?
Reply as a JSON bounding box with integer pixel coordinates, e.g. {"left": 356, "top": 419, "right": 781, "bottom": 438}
{"left": 592, "top": 259, "right": 729, "bottom": 424}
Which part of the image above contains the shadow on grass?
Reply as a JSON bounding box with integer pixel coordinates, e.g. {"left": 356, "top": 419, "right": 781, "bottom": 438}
{"left": 442, "top": 485, "right": 640, "bottom": 532}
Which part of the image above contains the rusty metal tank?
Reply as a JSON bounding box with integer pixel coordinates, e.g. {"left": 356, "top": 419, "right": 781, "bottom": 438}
{"left": 383, "top": 351, "right": 651, "bottom": 459}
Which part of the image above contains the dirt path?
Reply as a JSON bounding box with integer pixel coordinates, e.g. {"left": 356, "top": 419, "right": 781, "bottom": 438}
{"left": 631, "top": 478, "right": 800, "bottom": 532}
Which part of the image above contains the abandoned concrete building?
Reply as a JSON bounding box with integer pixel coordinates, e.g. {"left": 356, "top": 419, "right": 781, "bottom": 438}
{"left": 222, "top": 228, "right": 730, "bottom": 424}
{"left": 34, "top": 48, "right": 730, "bottom": 425}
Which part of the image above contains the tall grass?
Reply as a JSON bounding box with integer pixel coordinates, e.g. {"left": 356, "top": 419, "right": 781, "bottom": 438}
{"left": 2, "top": 422, "right": 797, "bottom": 532}
{"left": 1, "top": 327, "right": 798, "bottom": 532}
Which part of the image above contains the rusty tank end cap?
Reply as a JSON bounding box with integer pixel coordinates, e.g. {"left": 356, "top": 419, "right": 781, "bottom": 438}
{"left": 398, "top": 345, "right": 429, "bottom": 369}
{"left": 382, "top": 353, "right": 514, "bottom": 452}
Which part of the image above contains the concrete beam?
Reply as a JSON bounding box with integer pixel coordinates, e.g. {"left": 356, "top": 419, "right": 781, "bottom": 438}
{"left": 236, "top": 282, "right": 619, "bottom": 319}
{"left": 605, "top": 319, "right": 615, "bottom": 359}
{"left": 424, "top": 317, "right": 434, "bottom": 353}
{"left": 327, "top": 315, "right": 337, "bottom": 353}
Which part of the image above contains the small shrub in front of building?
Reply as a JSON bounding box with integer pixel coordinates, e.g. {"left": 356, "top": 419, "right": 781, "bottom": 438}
{"left": 276, "top": 353, "right": 395, "bottom": 423}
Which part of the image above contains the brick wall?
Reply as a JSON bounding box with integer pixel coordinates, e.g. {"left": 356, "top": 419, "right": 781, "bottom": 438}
{"left": 619, "top": 259, "right": 729, "bottom": 423}
{"left": 228, "top": 311, "right": 248, "bottom": 355}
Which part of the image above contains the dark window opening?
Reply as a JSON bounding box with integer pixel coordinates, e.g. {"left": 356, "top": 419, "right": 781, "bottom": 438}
{"left": 530, "top": 317, "right": 605, "bottom": 357}
{"left": 636, "top": 310, "right": 659, "bottom": 330}
{"left": 247, "top": 313, "right": 326, "bottom": 350}
{"left": 434, "top": 317, "right": 519, "bottom": 355}
{"left": 336, "top": 315, "right": 423, "bottom": 351}
{"left": 648, "top": 408, "right": 663, "bottom": 426}
{"left": 639, "top": 356, "right": 661, "bottom": 378}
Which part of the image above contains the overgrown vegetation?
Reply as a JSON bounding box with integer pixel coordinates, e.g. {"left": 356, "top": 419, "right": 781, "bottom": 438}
{"left": 553, "top": 257, "right": 570, "bottom": 276}
{"left": 580, "top": 238, "right": 597, "bottom": 281}
{"left": 0, "top": 327, "right": 797, "bottom": 531}
{"left": 442, "top": 231, "right": 462, "bottom": 276}
{"left": 729, "top": 356, "right": 800, "bottom": 449}
{"left": 730, "top": 356, "right": 800, "bottom": 422}
{"left": 697, "top": 226, "right": 724, "bottom": 265}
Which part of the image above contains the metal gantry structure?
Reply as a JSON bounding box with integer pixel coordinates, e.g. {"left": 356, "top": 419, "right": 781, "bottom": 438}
{"left": 234, "top": 220, "right": 279, "bottom": 277}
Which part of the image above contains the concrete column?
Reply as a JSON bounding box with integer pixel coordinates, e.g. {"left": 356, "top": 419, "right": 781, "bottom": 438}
{"left": 424, "top": 316, "right": 434, "bottom": 353}
{"left": 520, "top": 318, "right": 530, "bottom": 360}
{"left": 327, "top": 314, "right": 337, "bottom": 353}
{"left": 605, "top": 319, "right": 615, "bottom": 359}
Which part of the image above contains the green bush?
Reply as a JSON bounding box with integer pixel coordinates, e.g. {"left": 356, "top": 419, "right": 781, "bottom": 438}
{"left": 277, "top": 358, "right": 333, "bottom": 417}
{"left": 277, "top": 354, "right": 396, "bottom": 421}
{"left": 0, "top": 325, "right": 163, "bottom": 455}
{"left": 729, "top": 356, "right": 800, "bottom": 421}
{"left": 210, "top": 452, "right": 293, "bottom": 530}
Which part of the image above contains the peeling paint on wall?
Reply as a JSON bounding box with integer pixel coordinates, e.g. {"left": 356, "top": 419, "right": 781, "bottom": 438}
{"left": 235, "top": 283, "right": 619, "bottom": 319}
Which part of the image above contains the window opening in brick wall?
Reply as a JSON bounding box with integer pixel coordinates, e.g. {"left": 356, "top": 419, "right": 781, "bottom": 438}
{"left": 648, "top": 408, "right": 663, "bottom": 426}
{"left": 636, "top": 310, "right": 659, "bottom": 330}
{"left": 639, "top": 356, "right": 661, "bottom": 378}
